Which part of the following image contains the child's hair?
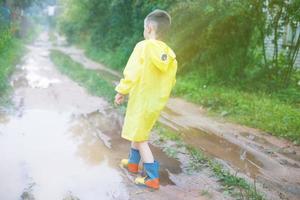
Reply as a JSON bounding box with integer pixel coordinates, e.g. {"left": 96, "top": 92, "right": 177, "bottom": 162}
{"left": 145, "top": 9, "right": 171, "bottom": 39}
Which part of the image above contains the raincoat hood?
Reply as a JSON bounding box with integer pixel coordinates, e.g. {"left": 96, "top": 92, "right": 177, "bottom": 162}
{"left": 146, "top": 40, "right": 176, "bottom": 73}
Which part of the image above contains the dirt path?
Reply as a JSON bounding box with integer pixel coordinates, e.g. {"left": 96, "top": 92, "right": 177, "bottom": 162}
{"left": 0, "top": 32, "right": 238, "bottom": 200}
{"left": 53, "top": 33, "right": 300, "bottom": 200}
{"left": 162, "top": 99, "right": 300, "bottom": 200}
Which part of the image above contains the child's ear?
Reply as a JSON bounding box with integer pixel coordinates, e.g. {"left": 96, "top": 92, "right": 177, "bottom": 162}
{"left": 145, "top": 23, "right": 151, "bottom": 33}
{"left": 148, "top": 23, "right": 154, "bottom": 34}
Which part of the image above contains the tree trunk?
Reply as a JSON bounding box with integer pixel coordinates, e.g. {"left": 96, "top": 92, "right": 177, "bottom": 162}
{"left": 272, "top": 6, "right": 283, "bottom": 70}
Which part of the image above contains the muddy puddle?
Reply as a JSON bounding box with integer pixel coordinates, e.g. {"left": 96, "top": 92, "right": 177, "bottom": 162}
{"left": 187, "top": 127, "right": 262, "bottom": 178}
{"left": 72, "top": 110, "right": 182, "bottom": 186}
{"left": 0, "top": 109, "right": 182, "bottom": 200}
{"left": 0, "top": 110, "right": 129, "bottom": 200}
{"left": 160, "top": 117, "right": 263, "bottom": 177}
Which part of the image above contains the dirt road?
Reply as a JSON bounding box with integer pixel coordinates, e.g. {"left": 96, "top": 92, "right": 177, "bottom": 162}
{"left": 0, "top": 32, "right": 299, "bottom": 200}
{"left": 0, "top": 32, "right": 232, "bottom": 200}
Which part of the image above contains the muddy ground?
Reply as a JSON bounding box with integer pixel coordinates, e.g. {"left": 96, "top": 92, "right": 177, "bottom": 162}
{"left": 0, "top": 32, "right": 299, "bottom": 200}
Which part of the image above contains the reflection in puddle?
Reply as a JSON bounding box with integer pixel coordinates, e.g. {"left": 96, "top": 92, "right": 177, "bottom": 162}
{"left": 74, "top": 111, "right": 182, "bottom": 186}
{"left": 26, "top": 72, "right": 60, "bottom": 89}
{"left": 0, "top": 110, "right": 128, "bottom": 200}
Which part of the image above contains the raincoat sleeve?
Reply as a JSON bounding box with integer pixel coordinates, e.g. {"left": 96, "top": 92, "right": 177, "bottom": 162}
{"left": 115, "top": 44, "right": 143, "bottom": 95}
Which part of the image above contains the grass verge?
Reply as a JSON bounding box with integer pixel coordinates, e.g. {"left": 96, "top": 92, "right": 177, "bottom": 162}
{"left": 50, "top": 50, "right": 116, "bottom": 102}
{"left": 70, "top": 38, "right": 133, "bottom": 71}
{"left": 0, "top": 37, "right": 25, "bottom": 107}
{"left": 173, "top": 72, "right": 300, "bottom": 144}
{"left": 0, "top": 23, "right": 42, "bottom": 108}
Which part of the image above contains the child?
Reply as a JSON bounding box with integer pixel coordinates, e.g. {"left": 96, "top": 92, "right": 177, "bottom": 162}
{"left": 114, "top": 9, "right": 177, "bottom": 189}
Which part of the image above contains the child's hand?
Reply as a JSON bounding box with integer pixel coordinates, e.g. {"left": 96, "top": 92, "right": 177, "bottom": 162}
{"left": 114, "top": 93, "right": 125, "bottom": 106}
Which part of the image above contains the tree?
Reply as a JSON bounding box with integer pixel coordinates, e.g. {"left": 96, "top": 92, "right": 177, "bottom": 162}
{"left": 262, "top": 0, "right": 300, "bottom": 87}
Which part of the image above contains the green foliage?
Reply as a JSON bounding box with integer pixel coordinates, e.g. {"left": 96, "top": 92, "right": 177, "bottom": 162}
{"left": 259, "top": 0, "right": 300, "bottom": 88}
{"left": 169, "top": 1, "right": 258, "bottom": 80}
{"left": 0, "top": 0, "right": 40, "bottom": 106}
{"left": 186, "top": 145, "right": 208, "bottom": 172}
{"left": 0, "top": 27, "right": 12, "bottom": 52}
{"left": 50, "top": 50, "right": 115, "bottom": 102}
{"left": 57, "top": 0, "right": 174, "bottom": 70}
{"left": 0, "top": 30, "right": 24, "bottom": 105}
{"left": 83, "top": 41, "right": 131, "bottom": 71}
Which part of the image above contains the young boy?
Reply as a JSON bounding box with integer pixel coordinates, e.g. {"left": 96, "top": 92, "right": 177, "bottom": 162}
{"left": 114, "top": 9, "right": 177, "bottom": 189}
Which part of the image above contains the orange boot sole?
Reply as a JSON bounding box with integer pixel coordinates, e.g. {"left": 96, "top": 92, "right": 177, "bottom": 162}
{"left": 127, "top": 163, "right": 139, "bottom": 173}
{"left": 145, "top": 178, "right": 160, "bottom": 189}
{"left": 121, "top": 159, "right": 139, "bottom": 173}
{"left": 135, "top": 177, "right": 160, "bottom": 189}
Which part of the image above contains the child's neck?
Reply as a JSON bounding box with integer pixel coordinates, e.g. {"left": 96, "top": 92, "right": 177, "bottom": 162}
{"left": 147, "top": 32, "right": 161, "bottom": 40}
{"left": 147, "top": 35, "right": 163, "bottom": 42}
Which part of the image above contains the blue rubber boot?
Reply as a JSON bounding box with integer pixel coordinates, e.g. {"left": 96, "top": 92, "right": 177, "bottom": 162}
{"left": 135, "top": 161, "right": 160, "bottom": 189}
{"left": 120, "top": 148, "right": 141, "bottom": 173}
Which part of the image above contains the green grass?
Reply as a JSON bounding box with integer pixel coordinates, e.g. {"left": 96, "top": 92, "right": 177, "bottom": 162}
{"left": 0, "top": 22, "right": 42, "bottom": 107}
{"left": 84, "top": 47, "right": 126, "bottom": 71}
{"left": 173, "top": 72, "right": 300, "bottom": 144}
{"left": 76, "top": 41, "right": 130, "bottom": 72}
{"left": 155, "top": 124, "right": 182, "bottom": 142}
{"left": 50, "top": 50, "right": 116, "bottom": 102}
{"left": 0, "top": 37, "right": 24, "bottom": 106}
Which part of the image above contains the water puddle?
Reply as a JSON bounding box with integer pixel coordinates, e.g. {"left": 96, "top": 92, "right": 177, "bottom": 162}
{"left": 160, "top": 115, "right": 262, "bottom": 178}
{"left": 0, "top": 106, "right": 182, "bottom": 199}
{"left": 26, "top": 72, "right": 60, "bottom": 89}
{"left": 185, "top": 127, "right": 262, "bottom": 177}
{"left": 0, "top": 110, "right": 129, "bottom": 200}
{"left": 75, "top": 110, "right": 182, "bottom": 186}
{"left": 0, "top": 103, "right": 183, "bottom": 199}
{"left": 240, "top": 132, "right": 300, "bottom": 163}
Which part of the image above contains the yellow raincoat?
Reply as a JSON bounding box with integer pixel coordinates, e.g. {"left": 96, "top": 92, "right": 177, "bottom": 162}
{"left": 115, "top": 39, "right": 177, "bottom": 142}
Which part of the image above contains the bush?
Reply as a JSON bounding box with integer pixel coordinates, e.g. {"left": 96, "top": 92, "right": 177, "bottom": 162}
{"left": 0, "top": 28, "right": 23, "bottom": 104}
